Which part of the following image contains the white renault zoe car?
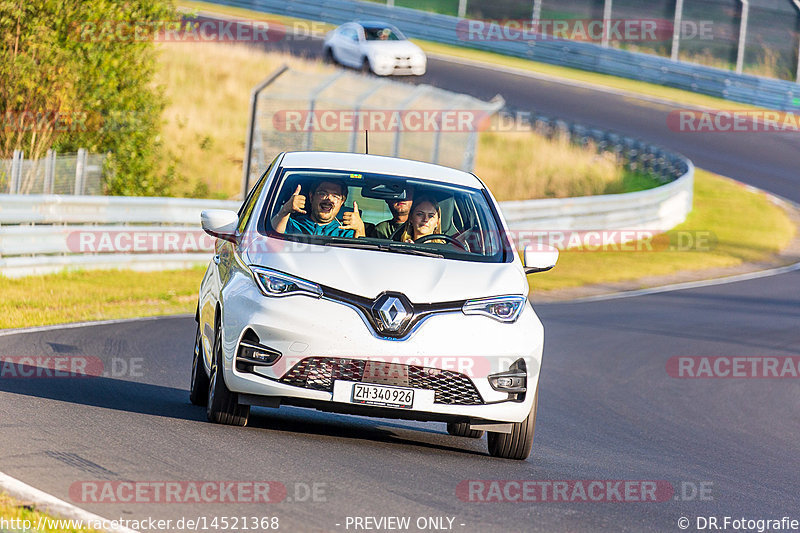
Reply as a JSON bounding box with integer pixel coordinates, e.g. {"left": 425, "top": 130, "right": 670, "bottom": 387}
{"left": 323, "top": 21, "right": 427, "bottom": 76}
{"left": 192, "top": 152, "right": 557, "bottom": 460}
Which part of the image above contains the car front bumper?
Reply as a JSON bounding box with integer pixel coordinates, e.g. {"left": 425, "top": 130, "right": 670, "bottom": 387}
{"left": 219, "top": 277, "right": 543, "bottom": 424}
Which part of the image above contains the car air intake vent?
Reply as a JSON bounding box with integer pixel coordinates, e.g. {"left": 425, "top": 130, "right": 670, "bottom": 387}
{"left": 280, "top": 357, "right": 484, "bottom": 405}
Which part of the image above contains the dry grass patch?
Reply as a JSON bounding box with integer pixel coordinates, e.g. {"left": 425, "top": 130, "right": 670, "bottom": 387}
{"left": 155, "top": 41, "right": 333, "bottom": 198}
{"left": 475, "top": 129, "right": 639, "bottom": 200}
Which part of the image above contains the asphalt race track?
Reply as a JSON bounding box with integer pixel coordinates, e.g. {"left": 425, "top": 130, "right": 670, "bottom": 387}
{"left": 0, "top": 15, "right": 798, "bottom": 533}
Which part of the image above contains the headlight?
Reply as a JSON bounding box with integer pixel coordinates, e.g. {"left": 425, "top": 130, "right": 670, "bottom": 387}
{"left": 462, "top": 295, "right": 527, "bottom": 323}
{"left": 250, "top": 266, "right": 322, "bottom": 298}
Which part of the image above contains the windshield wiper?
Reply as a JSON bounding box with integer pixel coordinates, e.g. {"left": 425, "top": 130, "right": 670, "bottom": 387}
{"left": 381, "top": 245, "right": 444, "bottom": 258}
{"left": 323, "top": 238, "right": 443, "bottom": 258}
{"left": 323, "top": 238, "right": 383, "bottom": 250}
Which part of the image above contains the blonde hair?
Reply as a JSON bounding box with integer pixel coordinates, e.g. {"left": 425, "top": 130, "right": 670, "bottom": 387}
{"left": 398, "top": 195, "right": 442, "bottom": 242}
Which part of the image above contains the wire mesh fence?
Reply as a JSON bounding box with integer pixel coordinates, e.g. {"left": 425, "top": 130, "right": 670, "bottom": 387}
{"left": 0, "top": 149, "right": 106, "bottom": 195}
{"left": 243, "top": 66, "right": 504, "bottom": 195}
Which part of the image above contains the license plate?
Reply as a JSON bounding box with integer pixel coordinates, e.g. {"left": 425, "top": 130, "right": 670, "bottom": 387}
{"left": 351, "top": 383, "right": 414, "bottom": 409}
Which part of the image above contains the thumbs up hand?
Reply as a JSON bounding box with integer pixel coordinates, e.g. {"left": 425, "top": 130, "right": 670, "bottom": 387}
{"left": 280, "top": 184, "right": 307, "bottom": 215}
{"left": 340, "top": 200, "right": 366, "bottom": 237}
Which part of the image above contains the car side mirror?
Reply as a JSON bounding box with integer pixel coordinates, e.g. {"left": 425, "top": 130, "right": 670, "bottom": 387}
{"left": 201, "top": 209, "right": 239, "bottom": 243}
{"left": 523, "top": 244, "right": 558, "bottom": 274}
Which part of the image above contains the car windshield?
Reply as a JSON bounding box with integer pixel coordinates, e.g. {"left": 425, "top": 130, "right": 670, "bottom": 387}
{"left": 363, "top": 25, "right": 405, "bottom": 41}
{"left": 261, "top": 168, "right": 510, "bottom": 263}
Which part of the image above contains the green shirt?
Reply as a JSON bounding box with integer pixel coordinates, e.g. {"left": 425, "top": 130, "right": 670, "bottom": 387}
{"left": 372, "top": 219, "right": 403, "bottom": 240}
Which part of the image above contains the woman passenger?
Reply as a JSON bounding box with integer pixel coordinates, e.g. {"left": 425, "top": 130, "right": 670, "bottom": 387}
{"left": 396, "top": 195, "right": 444, "bottom": 243}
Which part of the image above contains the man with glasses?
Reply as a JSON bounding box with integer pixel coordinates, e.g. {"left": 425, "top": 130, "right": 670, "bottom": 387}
{"left": 271, "top": 179, "right": 365, "bottom": 237}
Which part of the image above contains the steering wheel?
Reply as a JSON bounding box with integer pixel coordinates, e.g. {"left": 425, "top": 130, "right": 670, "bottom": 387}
{"left": 414, "top": 233, "right": 468, "bottom": 251}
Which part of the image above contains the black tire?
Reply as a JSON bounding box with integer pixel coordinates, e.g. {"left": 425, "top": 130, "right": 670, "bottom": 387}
{"left": 323, "top": 47, "right": 335, "bottom": 64}
{"left": 206, "top": 319, "right": 250, "bottom": 426}
{"left": 360, "top": 56, "right": 372, "bottom": 75}
{"left": 189, "top": 323, "right": 209, "bottom": 406}
{"left": 487, "top": 387, "right": 538, "bottom": 460}
{"left": 447, "top": 422, "right": 484, "bottom": 439}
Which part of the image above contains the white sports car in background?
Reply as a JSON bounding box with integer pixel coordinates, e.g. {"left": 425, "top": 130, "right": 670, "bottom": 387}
{"left": 323, "top": 21, "right": 427, "bottom": 76}
{"left": 192, "top": 152, "right": 557, "bottom": 460}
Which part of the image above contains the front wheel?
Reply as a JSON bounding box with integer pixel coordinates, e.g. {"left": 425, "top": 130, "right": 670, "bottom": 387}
{"left": 189, "top": 323, "right": 209, "bottom": 406}
{"left": 360, "top": 57, "right": 372, "bottom": 75}
{"left": 206, "top": 321, "right": 250, "bottom": 426}
{"left": 487, "top": 386, "right": 538, "bottom": 460}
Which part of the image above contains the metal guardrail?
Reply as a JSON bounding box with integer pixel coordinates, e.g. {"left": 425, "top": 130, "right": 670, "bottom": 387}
{"left": 211, "top": 0, "right": 800, "bottom": 111}
{"left": 0, "top": 194, "right": 238, "bottom": 225}
{"left": 0, "top": 196, "right": 240, "bottom": 277}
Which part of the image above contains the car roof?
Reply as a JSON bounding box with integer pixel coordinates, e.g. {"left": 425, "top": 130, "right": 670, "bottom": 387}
{"left": 356, "top": 20, "right": 395, "bottom": 28}
{"left": 279, "top": 152, "right": 483, "bottom": 188}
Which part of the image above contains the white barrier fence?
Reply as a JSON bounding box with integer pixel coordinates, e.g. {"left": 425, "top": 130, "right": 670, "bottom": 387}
{"left": 0, "top": 165, "right": 693, "bottom": 278}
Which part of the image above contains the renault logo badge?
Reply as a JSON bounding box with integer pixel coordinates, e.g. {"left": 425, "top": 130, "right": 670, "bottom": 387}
{"left": 374, "top": 294, "right": 411, "bottom": 333}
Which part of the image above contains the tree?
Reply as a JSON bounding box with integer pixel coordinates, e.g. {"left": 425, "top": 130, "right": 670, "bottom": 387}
{"left": 0, "top": 0, "right": 176, "bottom": 195}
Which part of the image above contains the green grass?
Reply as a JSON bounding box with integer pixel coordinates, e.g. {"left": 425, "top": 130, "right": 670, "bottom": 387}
{"left": 1, "top": 170, "right": 794, "bottom": 330}
{"left": 0, "top": 267, "right": 205, "bottom": 329}
{"left": 531, "top": 169, "right": 796, "bottom": 291}
{"left": 0, "top": 493, "right": 103, "bottom": 533}
{"left": 176, "top": 0, "right": 770, "bottom": 112}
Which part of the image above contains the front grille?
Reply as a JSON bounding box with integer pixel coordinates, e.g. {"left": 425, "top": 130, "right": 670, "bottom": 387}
{"left": 280, "top": 357, "right": 483, "bottom": 405}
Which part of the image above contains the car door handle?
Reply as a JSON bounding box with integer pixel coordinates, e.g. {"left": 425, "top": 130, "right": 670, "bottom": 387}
{"left": 213, "top": 254, "right": 220, "bottom": 264}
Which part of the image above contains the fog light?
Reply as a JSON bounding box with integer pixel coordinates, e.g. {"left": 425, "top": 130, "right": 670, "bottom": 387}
{"left": 496, "top": 377, "right": 514, "bottom": 388}
{"left": 488, "top": 358, "right": 528, "bottom": 393}
{"left": 237, "top": 341, "right": 281, "bottom": 366}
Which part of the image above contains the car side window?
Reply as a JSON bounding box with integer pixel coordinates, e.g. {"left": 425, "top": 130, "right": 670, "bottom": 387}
{"left": 343, "top": 27, "right": 359, "bottom": 42}
{"left": 237, "top": 161, "right": 274, "bottom": 234}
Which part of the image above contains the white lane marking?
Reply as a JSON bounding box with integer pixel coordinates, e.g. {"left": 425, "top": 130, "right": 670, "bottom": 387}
{"left": 554, "top": 261, "right": 800, "bottom": 304}
{"left": 0, "top": 314, "right": 193, "bottom": 338}
{"left": 0, "top": 471, "right": 139, "bottom": 533}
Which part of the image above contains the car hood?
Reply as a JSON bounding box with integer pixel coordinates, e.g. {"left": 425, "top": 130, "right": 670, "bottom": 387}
{"left": 364, "top": 40, "right": 423, "bottom": 56}
{"left": 242, "top": 236, "right": 527, "bottom": 303}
